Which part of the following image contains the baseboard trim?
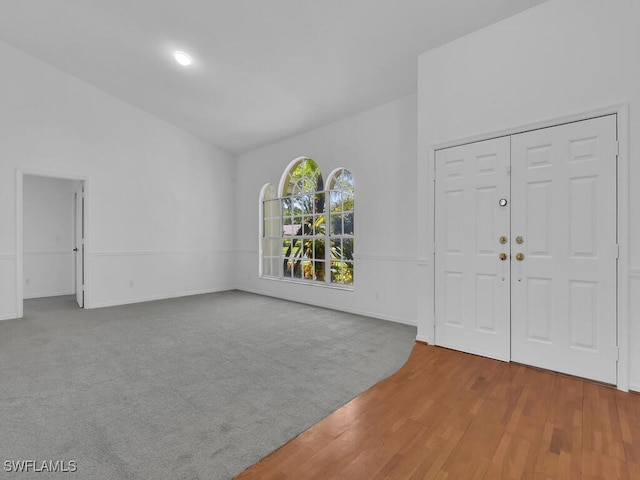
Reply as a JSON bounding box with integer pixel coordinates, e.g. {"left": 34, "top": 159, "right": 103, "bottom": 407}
{"left": 416, "top": 334, "right": 432, "bottom": 345}
{"left": 88, "top": 287, "right": 232, "bottom": 309}
{"left": 630, "top": 383, "right": 640, "bottom": 394}
{"left": 24, "top": 291, "right": 74, "bottom": 300}
{"left": 0, "top": 313, "right": 19, "bottom": 321}
{"left": 237, "top": 286, "right": 417, "bottom": 327}
{"left": 24, "top": 250, "right": 73, "bottom": 256}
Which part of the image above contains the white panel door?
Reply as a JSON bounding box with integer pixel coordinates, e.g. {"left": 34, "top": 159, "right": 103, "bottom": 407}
{"left": 510, "top": 115, "right": 617, "bottom": 384}
{"left": 434, "top": 137, "right": 511, "bottom": 361}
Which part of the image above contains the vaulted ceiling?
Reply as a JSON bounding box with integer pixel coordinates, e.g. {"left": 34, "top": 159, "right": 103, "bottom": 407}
{"left": 0, "top": 0, "right": 546, "bottom": 154}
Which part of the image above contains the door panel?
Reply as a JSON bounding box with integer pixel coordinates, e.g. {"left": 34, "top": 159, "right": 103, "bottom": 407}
{"left": 510, "top": 115, "right": 617, "bottom": 384}
{"left": 435, "top": 137, "right": 511, "bottom": 361}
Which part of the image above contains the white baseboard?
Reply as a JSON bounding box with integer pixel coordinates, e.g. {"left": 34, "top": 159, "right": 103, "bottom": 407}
{"left": 23, "top": 291, "right": 74, "bottom": 300}
{"left": 415, "top": 334, "right": 431, "bottom": 345}
{"left": 0, "top": 313, "right": 19, "bottom": 321}
{"left": 88, "top": 287, "right": 231, "bottom": 309}
{"left": 630, "top": 383, "right": 640, "bottom": 394}
{"left": 237, "top": 286, "right": 417, "bottom": 327}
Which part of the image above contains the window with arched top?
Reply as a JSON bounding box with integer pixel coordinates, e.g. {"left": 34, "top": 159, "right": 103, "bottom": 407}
{"left": 280, "top": 157, "right": 324, "bottom": 197}
{"left": 327, "top": 168, "right": 354, "bottom": 285}
{"left": 260, "top": 158, "right": 354, "bottom": 287}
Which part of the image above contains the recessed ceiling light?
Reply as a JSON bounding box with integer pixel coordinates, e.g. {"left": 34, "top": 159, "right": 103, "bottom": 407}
{"left": 174, "top": 51, "right": 192, "bottom": 66}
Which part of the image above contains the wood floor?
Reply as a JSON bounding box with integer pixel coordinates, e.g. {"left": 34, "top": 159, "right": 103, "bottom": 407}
{"left": 235, "top": 343, "right": 640, "bottom": 480}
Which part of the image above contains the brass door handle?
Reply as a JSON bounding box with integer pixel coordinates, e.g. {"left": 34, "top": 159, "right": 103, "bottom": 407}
{"left": 499, "top": 253, "right": 508, "bottom": 261}
{"left": 516, "top": 252, "right": 525, "bottom": 261}
{"left": 499, "top": 236, "right": 508, "bottom": 244}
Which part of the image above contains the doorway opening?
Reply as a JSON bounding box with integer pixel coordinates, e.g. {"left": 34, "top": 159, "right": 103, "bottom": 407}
{"left": 16, "top": 171, "right": 87, "bottom": 317}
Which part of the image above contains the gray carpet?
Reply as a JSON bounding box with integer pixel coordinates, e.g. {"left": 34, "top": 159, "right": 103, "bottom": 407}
{"left": 0, "top": 291, "right": 416, "bottom": 479}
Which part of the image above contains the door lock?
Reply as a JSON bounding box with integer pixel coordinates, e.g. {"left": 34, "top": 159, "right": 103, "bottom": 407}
{"left": 516, "top": 252, "right": 525, "bottom": 261}
{"left": 499, "top": 236, "right": 508, "bottom": 244}
{"left": 499, "top": 253, "right": 508, "bottom": 261}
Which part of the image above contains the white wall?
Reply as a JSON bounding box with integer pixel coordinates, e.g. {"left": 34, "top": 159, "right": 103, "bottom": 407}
{"left": 0, "top": 40, "right": 236, "bottom": 319}
{"left": 417, "top": 0, "right": 640, "bottom": 389}
{"left": 235, "top": 95, "right": 418, "bottom": 326}
{"left": 23, "top": 176, "right": 77, "bottom": 298}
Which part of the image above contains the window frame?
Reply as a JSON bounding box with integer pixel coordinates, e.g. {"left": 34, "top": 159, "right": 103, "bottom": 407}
{"left": 326, "top": 168, "right": 354, "bottom": 287}
{"left": 259, "top": 183, "right": 281, "bottom": 278}
{"left": 260, "top": 159, "right": 354, "bottom": 289}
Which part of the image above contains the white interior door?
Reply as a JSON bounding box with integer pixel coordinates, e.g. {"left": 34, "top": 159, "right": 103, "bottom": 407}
{"left": 510, "top": 115, "right": 618, "bottom": 384}
{"left": 434, "top": 115, "right": 618, "bottom": 384}
{"left": 74, "top": 185, "right": 84, "bottom": 308}
{"left": 434, "top": 137, "right": 511, "bottom": 361}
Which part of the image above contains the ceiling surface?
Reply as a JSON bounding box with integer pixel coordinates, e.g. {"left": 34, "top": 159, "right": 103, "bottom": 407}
{"left": 0, "top": 1, "right": 545, "bottom": 154}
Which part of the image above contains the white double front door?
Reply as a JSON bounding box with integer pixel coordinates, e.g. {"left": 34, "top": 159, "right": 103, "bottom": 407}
{"left": 434, "top": 115, "right": 618, "bottom": 384}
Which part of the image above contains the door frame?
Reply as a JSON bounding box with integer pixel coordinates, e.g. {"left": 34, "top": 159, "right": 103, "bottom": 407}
{"left": 16, "top": 168, "right": 90, "bottom": 317}
{"left": 425, "top": 103, "right": 630, "bottom": 391}
{"left": 74, "top": 184, "right": 85, "bottom": 308}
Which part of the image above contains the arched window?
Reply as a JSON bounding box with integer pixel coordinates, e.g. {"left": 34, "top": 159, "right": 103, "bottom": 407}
{"left": 260, "top": 159, "right": 354, "bottom": 287}
{"left": 281, "top": 158, "right": 325, "bottom": 282}
{"left": 280, "top": 157, "right": 324, "bottom": 197}
{"left": 327, "top": 168, "right": 354, "bottom": 285}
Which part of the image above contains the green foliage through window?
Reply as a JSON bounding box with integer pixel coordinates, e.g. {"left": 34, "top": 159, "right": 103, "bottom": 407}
{"left": 261, "top": 160, "right": 354, "bottom": 286}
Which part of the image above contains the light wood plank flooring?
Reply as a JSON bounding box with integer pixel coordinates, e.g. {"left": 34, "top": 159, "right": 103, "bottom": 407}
{"left": 235, "top": 343, "right": 640, "bottom": 479}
